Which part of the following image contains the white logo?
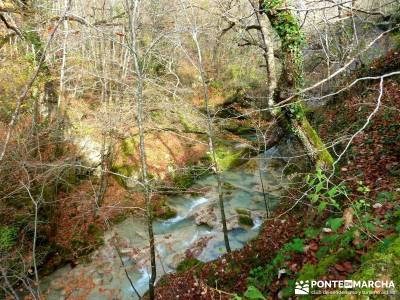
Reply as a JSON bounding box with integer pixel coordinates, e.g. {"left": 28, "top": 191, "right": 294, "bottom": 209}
{"left": 295, "top": 280, "right": 310, "bottom": 295}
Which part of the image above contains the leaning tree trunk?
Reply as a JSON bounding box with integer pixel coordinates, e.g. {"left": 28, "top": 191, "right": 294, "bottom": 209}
{"left": 255, "top": 0, "right": 333, "bottom": 168}
{"left": 276, "top": 40, "right": 334, "bottom": 169}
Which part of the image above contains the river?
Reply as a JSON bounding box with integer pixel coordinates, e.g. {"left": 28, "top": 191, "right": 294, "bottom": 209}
{"left": 40, "top": 143, "right": 293, "bottom": 299}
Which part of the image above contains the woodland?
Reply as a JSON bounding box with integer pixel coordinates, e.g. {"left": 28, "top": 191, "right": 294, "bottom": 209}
{"left": 0, "top": 0, "right": 400, "bottom": 299}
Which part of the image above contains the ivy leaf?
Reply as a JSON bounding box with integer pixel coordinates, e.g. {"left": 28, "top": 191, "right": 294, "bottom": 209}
{"left": 396, "top": 221, "right": 400, "bottom": 233}
{"left": 287, "top": 238, "right": 304, "bottom": 253}
{"left": 304, "top": 227, "right": 319, "bottom": 239}
{"left": 327, "top": 218, "right": 343, "bottom": 232}
{"left": 327, "top": 186, "right": 338, "bottom": 198}
{"left": 309, "top": 193, "right": 319, "bottom": 203}
{"left": 316, "top": 182, "right": 324, "bottom": 193}
{"left": 318, "top": 201, "right": 327, "bottom": 213}
{"left": 244, "top": 286, "right": 266, "bottom": 300}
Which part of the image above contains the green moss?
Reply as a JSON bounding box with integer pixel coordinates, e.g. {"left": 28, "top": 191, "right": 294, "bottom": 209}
{"left": 223, "top": 182, "right": 236, "bottom": 190}
{"left": 172, "top": 169, "right": 195, "bottom": 189}
{"left": 111, "top": 164, "right": 136, "bottom": 187}
{"left": 209, "top": 143, "right": 246, "bottom": 172}
{"left": 178, "top": 112, "right": 202, "bottom": 133}
{"left": 318, "top": 237, "right": 400, "bottom": 299}
{"left": 239, "top": 214, "right": 254, "bottom": 227}
{"left": 298, "top": 249, "right": 355, "bottom": 281}
{"left": 176, "top": 258, "right": 203, "bottom": 272}
{"left": 154, "top": 204, "right": 177, "bottom": 220}
{"left": 299, "top": 117, "right": 334, "bottom": 168}
{"left": 0, "top": 226, "right": 18, "bottom": 251}
{"left": 172, "top": 165, "right": 211, "bottom": 189}
{"left": 236, "top": 208, "right": 251, "bottom": 216}
{"left": 121, "top": 138, "right": 137, "bottom": 156}
{"left": 352, "top": 237, "right": 400, "bottom": 292}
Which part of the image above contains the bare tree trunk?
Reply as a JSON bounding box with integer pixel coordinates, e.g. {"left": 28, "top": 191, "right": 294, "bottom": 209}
{"left": 96, "top": 136, "right": 111, "bottom": 209}
{"left": 126, "top": 0, "right": 157, "bottom": 298}
{"left": 191, "top": 27, "right": 231, "bottom": 253}
{"left": 54, "top": 0, "right": 70, "bottom": 156}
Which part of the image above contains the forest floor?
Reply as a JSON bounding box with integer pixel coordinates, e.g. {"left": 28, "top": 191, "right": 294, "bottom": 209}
{"left": 153, "top": 51, "right": 400, "bottom": 299}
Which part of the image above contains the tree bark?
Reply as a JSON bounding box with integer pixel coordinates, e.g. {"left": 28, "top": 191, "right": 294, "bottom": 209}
{"left": 126, "top": 0, "right": 157, "bottom": 298}
{"left": 192, "top": 25, "right": 231, "bottom": 254}
{"left": 252, "top": 2, "right": 333, "bottom": 168}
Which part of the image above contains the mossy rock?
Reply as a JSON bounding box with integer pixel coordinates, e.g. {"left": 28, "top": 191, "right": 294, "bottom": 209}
{"left": 210, "top": 142, "right": 246, "bottom": 171}
{"left": 111, "top": 164, "right": 138, "bottom": 187}
{"left": 176, "top": 258, "right": 203, "bottom": 272}
{"left": 351, "top": 237, "right": 400, "bottom": 292}
{"left": 121, "top": 138, "right": 137, "bottom": 156}
{"left": 220, "top": 120, "right": 254, "bottom": 136}
{"left": 318, "top": 237, "right": 400, "bottom": 299}
{"left": 172, "top": 165, "right": 211, "bottom": 190}
{"left": 297, "top": 248, "right": 355, "bottom": 281}
{"left": 235, "top": 208, "right": 251, "bottom": 217}
{"left": 223, "top": 182, "right": 236, "bottom": 190}
{"left": 238, "top": 214, "right": 254, "bottom": 227}
{"left": 172, "top": 169, "right": 195, "bottom": 189}
{"left": 154, "top": 205, "right": 177, "bottom": 220}
{"left": 283, "top": 163, "right": 301, "bottom": 176}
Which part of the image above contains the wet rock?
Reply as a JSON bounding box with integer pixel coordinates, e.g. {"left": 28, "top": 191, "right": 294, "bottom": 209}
{"left": 235, "top": 207, "right": 251, "bottom": 216}
{"left": 193, "top": 206, "right": 218, "bottom": 228}
{"left": 226, "top": 216, "right": 241, "bottom": 231}
{"left": 238, "top": 214, "right": 254, "bottom": 227}
{"left": 235, "top": 207, "right": 254, "bottom": 227}
{"left": 155, "top": 204, "right": 178, "bottom": 220}
{"left": 92, "top": 272, "right": 104, "bottom": 285}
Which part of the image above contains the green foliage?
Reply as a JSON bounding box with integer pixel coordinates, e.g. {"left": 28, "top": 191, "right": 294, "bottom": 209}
{"left": 270, "top": 11, "right": 305, "bottom": 53}
{"left": 262, "top": 0, "right": 305, "bottom": 87}
{"left": 176, "top": 258, "right": 203, "bottom": 272}
{"left": 247, "top": 238, "right": 305, "bottom": 294}
{"left": 298, "top": 249, "right": 354, "bottom": 282}
{"left": 121, "top": 138, "right": 137, "bottom": 156}
{"left": 243, "top": 286, "right": 266, "bottom": 300}
{"left": 356, "top": 180, "right": 371, "bottom": 194}
{"left": 304, "top": 227, "right": 320, "bottom": 239}
{"left": 286, "top": 102, "right": 305, "bottom": 120}
{"left": 306, "top": 168, "right": 347, "bottom": 213}
{"left": 262, "top": 0, "right": 282, "bottom": 11}
{"left": 208, "top": 79, "right": 224, "bottom": 89}
{"left": 326, "top": 218, "right": 343, "bottom": 232}
{"left": 0, "top": 226, "right": 18, "bottom": 251}
{"left": 154, "top": 204, "right": 177, "bottom": 220}
{"left": 24, "top": 30, "right": 44, "bottom": 56}
{"left": 284, "top": 238, "right": 305, "bottom": 253}
{"left": 172, "top": 168, "right": 195, "bottom": 189}
{"left": 350, "top": 236, "right": 400, "bottom": 294}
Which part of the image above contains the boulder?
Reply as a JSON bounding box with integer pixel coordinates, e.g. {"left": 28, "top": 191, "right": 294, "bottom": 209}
{"left": 193, "top": 206, "right": 218, "bottom": 228}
